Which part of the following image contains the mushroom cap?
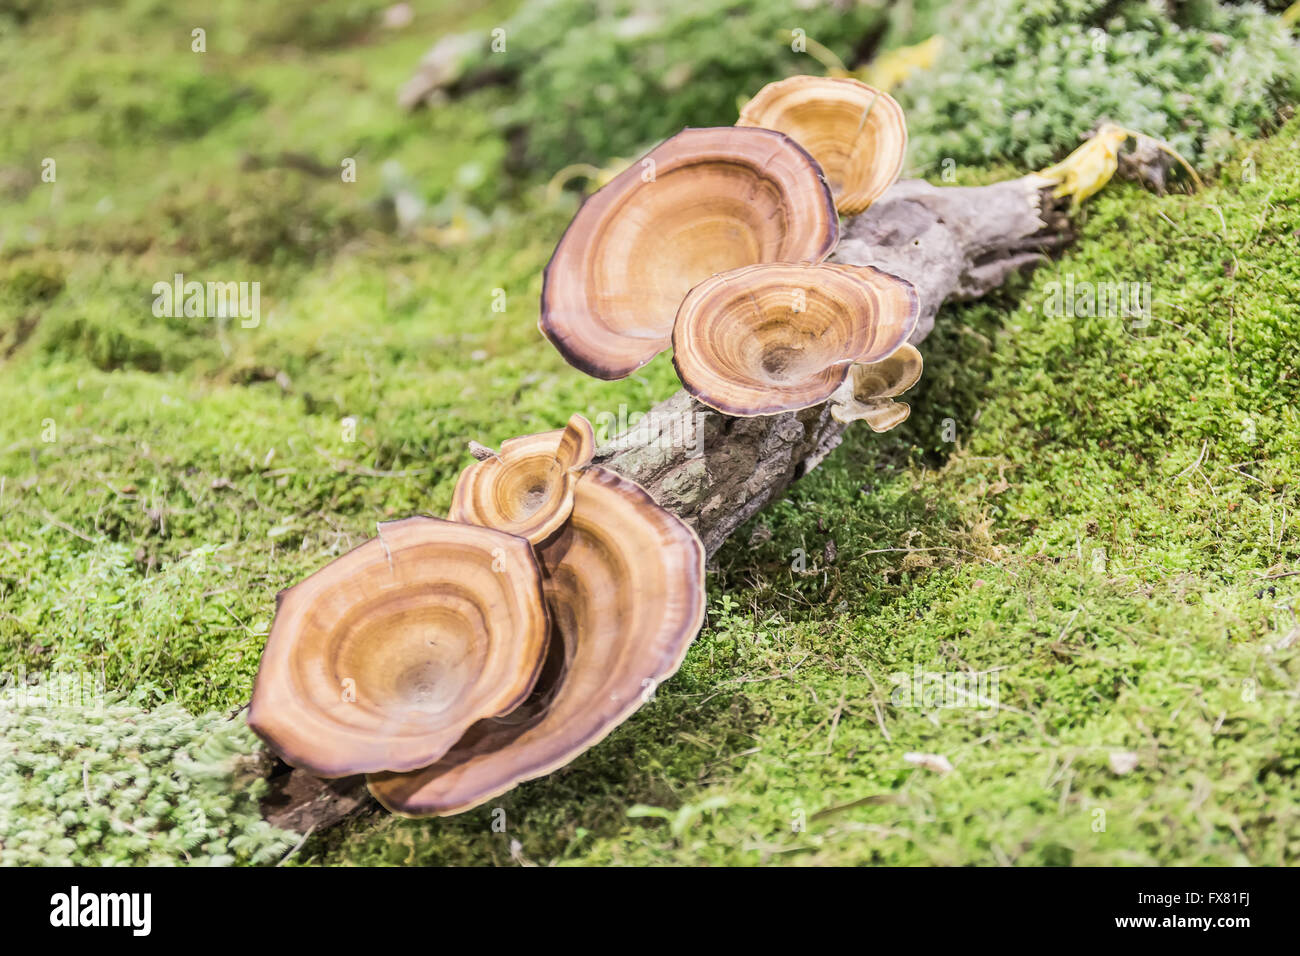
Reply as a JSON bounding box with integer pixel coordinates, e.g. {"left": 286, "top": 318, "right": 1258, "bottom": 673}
{"left": 367, "top": 466, "right": 706, "bottom": 816}
{"left": 737, "top": 76, "right": 908, "bottom": 216}
{"left": 830, "top": 343, "right": 925, "bottom": 431}
{"left": 450, "top": 414, "right": 596, "bottom": 546}
{"left": 247, "top": 516, "right": 550, "bottom": 778}
{"left": 540, "top": 126, "right": 839, "bottom": 381}
{"left": 671, "top": 261, "right": 920, "bottom": 417}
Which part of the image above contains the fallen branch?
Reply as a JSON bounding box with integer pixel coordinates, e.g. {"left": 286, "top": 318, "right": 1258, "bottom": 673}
{"left": 599, "top": 175, "right": 1069, "bottom": 557}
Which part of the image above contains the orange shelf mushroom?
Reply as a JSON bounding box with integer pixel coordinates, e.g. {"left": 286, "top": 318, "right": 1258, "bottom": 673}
{"left": 368, "top": 466, "right": 706, "bottom": 817}
{"left": 247, "top": 517, "right": 550, "bottom": 778}
{"left": 671, "top": 261, "right": 920, "bottom": 417}
{"left": 540, "top": 126, "right": 839, "bottom": 380}
{"left": 450, "top": 414, "right": 596, "bottom": 545}
{"left": 737, "top": 76, "right": 908, "bottom": 216}
{"left": 830, "top": 343, "right": 924, "bottom": 432}
{"left": 366, "top": 463, "right": 712, "bottom": 816}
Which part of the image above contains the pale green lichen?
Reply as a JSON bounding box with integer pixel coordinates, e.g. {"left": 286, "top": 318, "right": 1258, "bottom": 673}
{"left": 898, "top": 0, "right": 1300, "bottom": 171}
{"left": 0, "top": 687, "right": 297, "bottom": 866}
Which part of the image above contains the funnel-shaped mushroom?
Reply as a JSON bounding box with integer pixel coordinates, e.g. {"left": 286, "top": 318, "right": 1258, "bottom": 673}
{"left": 671, "top": 261, "right": 920, "bottom": 417}
{"left": 247, "top": 517, "right": 550, "bottom": 777}
{"left": 830, "top": 343, "right": 924, "bottom": 431}
{"left": 737, "top": 76, "right": 907, "bottom": 216}
{"left": 367, "top": 467, "right": 706, "bottom": 816}
{"left": 450, "top": 414, "right": 596, "bottom": 546}
{"left": 540, "top": 126, "right": 839, "bottom": 380}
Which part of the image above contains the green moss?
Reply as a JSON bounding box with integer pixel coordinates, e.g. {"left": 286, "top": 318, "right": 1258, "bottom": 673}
{"left": 241, "top": 0, "right": 391, "bottom": 52}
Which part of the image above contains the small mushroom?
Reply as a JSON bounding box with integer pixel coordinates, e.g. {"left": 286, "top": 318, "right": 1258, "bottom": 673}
{"left": 247, "top": 517, "right": 550, "bottom": 777}
{"left": 540, "top": 126, "right": 839, "bottom": 380}
{"left": 450, "top": 414, "right": 596, "bottom": 545}
{"left": 670, "top": 261, "right": 920, "bottom": 417}
{"left": 737, "top": 76, "right": 908, "bottom": 216}
{"left": 830, "top": 343, "right": 924, "bottom": 432}
{"left": 367, "top": 467, "right": 706, "bottom": 816}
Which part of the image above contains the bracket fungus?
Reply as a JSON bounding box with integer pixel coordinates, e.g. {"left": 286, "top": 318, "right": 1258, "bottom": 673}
{"left": 540, "top": 126, "right": 839, "bottom": 380}
{"left": 251, "top": 418, "right": 705, "bottom": 816}
{"left": 369, "top": 465, "right": 706, "bottom": 816}
{"left": 737, "top": 76, "right": 908, "bottom": 216}
{"left": 670, "top": 261, "right": 920, "bottom": 417}
{"left": 830, "top": 342, "right": 924, "bottom": 432}
{"left": 249, "top": 73, "right": 1115, "bottom": 833}
{"left": 247, "top": 517, "right": 550, "bottom": 778}
{"left": 450, "top": 414, "right": 596, "bottom": 545}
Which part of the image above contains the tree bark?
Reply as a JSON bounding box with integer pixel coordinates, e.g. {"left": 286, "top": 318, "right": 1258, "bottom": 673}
{"left": 260, "top": 174, "right": 1072, "bottom": 833}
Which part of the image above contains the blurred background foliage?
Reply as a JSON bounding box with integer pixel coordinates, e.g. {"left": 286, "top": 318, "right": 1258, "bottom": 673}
{"left": 424, "top": 0, "right": 1299, "bottom": 175}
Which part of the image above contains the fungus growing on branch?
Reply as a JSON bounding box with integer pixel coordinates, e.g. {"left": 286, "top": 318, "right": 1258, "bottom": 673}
{"left": 450, "top": 414, "right": 596, "bottom": 545}
{"left": 540, "top": 126, "right": 839, "bottom": 380}
{"left": 255, "top": 76, "right": 1108, "bottom": 833}
{"left": 247, "top": 517, "right": 550, "bottom": 777}
{"left": 737, "top": 76, "right": 907, "bottom": 216}
{"left": 670, "top": 261, "right": 919, "bottom": 417}
{"left": 369, "top": 466, "right": 706, "bottom": 817}
{"left": 829, "top": 343, "right": 924, "bottom": 432}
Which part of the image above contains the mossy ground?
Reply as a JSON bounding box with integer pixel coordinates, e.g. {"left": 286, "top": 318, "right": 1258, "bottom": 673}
{"left": 2, "top": 2, "right": 1297, "bottom": 865}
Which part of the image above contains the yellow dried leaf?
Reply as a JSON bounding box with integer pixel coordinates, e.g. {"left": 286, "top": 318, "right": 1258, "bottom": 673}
{"left": 1038, "top": 123, "right": 1203, "bottom": 210}
{"left": 1037, "top": 124, "right": 1129, "bottom": 210}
